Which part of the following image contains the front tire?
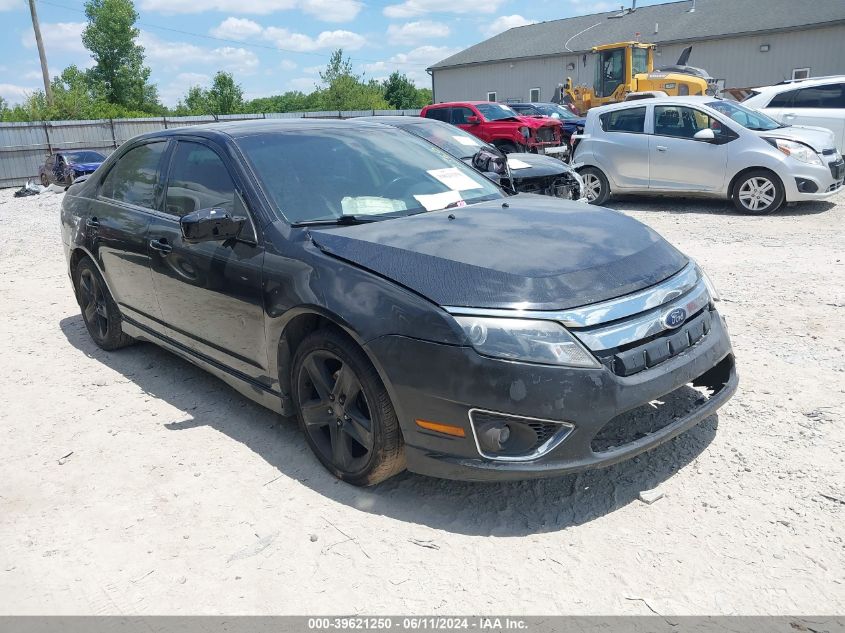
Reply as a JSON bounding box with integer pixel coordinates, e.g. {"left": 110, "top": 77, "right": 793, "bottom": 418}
{"left": 731, "top": 169, "right": 784, "bottom": 215}
{"left": 580, "top": 166, "right": 610, "bottom": 205}
{"left": 40, "top": 173, "right": 49, "bottom": 187}
{"left": 73, "top": 257, "right": 135, "bottom": 350}
{"left": 292, "top": 328, "right": 405, "bottom": 486}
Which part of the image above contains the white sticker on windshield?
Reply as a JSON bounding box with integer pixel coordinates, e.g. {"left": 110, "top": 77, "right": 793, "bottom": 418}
{"left": 507, "top": 158, "right": 532, "bottom": 170}
{"left": 452, "top": 135, "right": 479, "bottom": 147}
{"left": 427, "top": 167, "right": 483, "bottom": 191}
{"left": 414, "top": 190, "right": 462, "bottom": 211}
{"left": 341, "top": 197, "right": 406, "bottom": 215}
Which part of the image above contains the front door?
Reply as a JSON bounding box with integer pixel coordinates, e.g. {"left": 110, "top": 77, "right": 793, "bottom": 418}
{"left": 648, "top": 105, "right": 729, "bottom": 192}
{"left": 146, "top": 139, "right": 267, "bottom": 381}
{"left": 89, "top": 140, "right": 168, "bottom": 331}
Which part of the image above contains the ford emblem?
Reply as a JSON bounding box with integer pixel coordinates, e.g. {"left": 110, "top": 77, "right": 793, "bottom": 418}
{"left": 663, "top": 307, "right": 687, "bottom": 329}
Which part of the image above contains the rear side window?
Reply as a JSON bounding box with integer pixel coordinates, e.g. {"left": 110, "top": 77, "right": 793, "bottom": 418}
{"left": 768, "top": 90, "right": 796, "bottom": 108}
{"left": 792, "top": 84, "right": 845, "bottom": 108}
{"left": 100, "top": 141, "right": 166, "bottom": 209}
{"left": 165, "top": 142, "right": 236, "bottom": 216}
{"left": 599, "top": 107, "right": 646, "bottom": 133}
{"left": 450, "top": 107, "right": 475, "bottom": 124}
{"left": 424, "top": 108, "right": 451, "bottom": 122}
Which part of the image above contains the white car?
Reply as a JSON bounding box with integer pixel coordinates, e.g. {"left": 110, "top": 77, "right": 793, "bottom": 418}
{"left": 572, "top": 96, "right": 844, "bottom": 214}
{"left": 741, "top": 76, "right": 845, "bottom": 153}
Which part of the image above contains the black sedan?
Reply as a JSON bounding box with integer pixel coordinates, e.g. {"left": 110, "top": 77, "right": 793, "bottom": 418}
{"left": 61, "top": 119, "right": 736, "bottom": 485}
{"left": 40, "top": 149, "right": 106, "bottom": 186}
{"left": 356, "top": 116, "right": 584, "bottom": 200}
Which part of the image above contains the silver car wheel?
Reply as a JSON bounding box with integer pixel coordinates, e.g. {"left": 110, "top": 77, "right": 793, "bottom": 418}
{"left": 738, "top": 176, "right": 776, "bottom": 212}
{"left": 583, "top": 172, "right": 602, "bottom": 202}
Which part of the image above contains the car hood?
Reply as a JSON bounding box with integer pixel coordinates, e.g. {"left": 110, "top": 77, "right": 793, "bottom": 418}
{"left": 506, "top": 153, "right": 571, "bottom": 179}
{"left": 308, "top": 195, "right": 688, "bottom": 310}
{"left": 516, "top": 115, "right": 561, "bottom": 129}
{"left": 70, "top": 161, "right": 103, "bottom": 172}
{"left": 756, "top": 125, "right": 836, "bottom": 152}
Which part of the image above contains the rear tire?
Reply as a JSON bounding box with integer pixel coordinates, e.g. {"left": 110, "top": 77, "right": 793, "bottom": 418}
{"left": 497, "top": 142, "right": 519, "bottom": 154}
{"left": 731, "top": 169, "right": 785, "bottom": 215}
{"left": 73, "top": 257, "right": 135, "bottom": 351}
{"left": 580, "top": 166, "right": 610, "bottom": 205}
{"left": 40, "top": 173, "right": 49, "bottom": 187}
{"left": 292, "top": 328, "right": 405, "bottom": 486}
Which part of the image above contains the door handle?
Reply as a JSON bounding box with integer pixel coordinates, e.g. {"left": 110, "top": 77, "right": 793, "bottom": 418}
{"left": 656, "top": 145, "right": 668, "bottom": 152}
{"left": 86, "top": 217, "right": 100, "bottom": 229}
{"left": 149, "top": 238, "right": 172, "bottom": 254}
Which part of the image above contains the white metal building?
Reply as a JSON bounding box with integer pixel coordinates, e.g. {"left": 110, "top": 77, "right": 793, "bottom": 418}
{"left": 428, "top": 0, "right": 845, "bottom": 104}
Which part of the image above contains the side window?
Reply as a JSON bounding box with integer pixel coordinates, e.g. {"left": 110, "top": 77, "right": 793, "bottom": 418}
{"left": 595, "top": 48, "right": 625, "bottom": 98}
{"left": 165, "top": 142, "right": 236, "bottom": 217}
{"left": 450, "top": 107, "right": 474, "bottom": 124}
{"left": 599, "top": 107, "right": 646, "bottom": 133}
{"left": 100, "top": 142, "right": 166, "bottom": 209}
{"left": 793, "top": 84, "right": 845, "bottom": 109}
{"left": 768, "top": 90, "right": 796, "bottom": 108}
{"left": 424, "top": 107, "right": 451, "bottom": 123}
{"left": 654, "top": 105, "right": 717, "bottom": 139}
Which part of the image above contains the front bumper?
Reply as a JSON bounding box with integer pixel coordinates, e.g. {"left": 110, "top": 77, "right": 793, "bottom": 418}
{"left": 365, "top": 311, "right": 737, "bottom": 481}
{"left": 782, "top": 157, "right": 844, "bottom": 201}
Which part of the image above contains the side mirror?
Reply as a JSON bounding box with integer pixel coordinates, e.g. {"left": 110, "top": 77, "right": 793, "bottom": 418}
{"left": 180, "top": 207, "right": 245, "bottom": 243}
{"left": 466, "top": 115, "right": 481, "bottom": 124}
{"left": 693, "top": 128, "right": 716, "bottom": 141}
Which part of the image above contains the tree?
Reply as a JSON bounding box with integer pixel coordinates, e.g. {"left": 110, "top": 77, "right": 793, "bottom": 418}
{"left": 382, "top": 72, "right": 418, "bottom": 110}
{"left": 206, "top": 72, "right": 244, "bottom": 115}
{"left": 82, "top": 0, "right": 158, "bottom": 111}
{"left": 317, "top": 49, "right": 389, "bottom": 111}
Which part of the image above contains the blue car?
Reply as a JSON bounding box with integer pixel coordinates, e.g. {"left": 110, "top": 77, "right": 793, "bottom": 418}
{"left": 40, "top": 149, "right": 106, "bottom": 186}
{"left": 509, "top": 102, "right": 586, "bottom": 142}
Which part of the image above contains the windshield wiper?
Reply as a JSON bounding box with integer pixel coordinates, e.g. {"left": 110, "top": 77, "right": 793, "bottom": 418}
{"left": 293, "top": 214, "right": 385, "bottom": 227}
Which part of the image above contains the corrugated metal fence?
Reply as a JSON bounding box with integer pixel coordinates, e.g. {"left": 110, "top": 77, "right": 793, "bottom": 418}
{"left": 0, "top": 109, "right": 422, "bottom": 189}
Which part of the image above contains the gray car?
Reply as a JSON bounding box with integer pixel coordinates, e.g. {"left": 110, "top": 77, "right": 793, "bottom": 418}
{"left": 573, "top": 96, "right": 845, "bottom": 214}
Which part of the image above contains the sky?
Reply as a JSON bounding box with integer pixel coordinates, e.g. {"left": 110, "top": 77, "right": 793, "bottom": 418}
{"left": 1, "top": 0, "right": 677, "bottom": 107}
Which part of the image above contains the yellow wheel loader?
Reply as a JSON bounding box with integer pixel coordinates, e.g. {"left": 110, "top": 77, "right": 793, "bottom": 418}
{"left": 562, "top": 42, "right": 718, "bottom": 113}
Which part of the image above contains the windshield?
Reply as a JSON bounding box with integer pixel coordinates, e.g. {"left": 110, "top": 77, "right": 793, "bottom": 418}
{"left": 476, "top": 103, "right": 520, "bottom": 121}
{"left": 64, "top": 151, "right": 105, "bottom": 163}
{"left": 534, "top": 104, "right": 579, "bottom": 120}
{"left": 236, "top": 127, "right": 503, "bottom": 224}
{"left": 398, "top": 121, "right": 487, "bottom": 159}
{"left": 706, "top": 100, "right": 784, "bottom": 131}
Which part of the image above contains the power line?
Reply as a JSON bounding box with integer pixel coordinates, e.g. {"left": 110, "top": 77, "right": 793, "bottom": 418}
{"left": 33, "top": 0, "right": 462, "bottom": 68}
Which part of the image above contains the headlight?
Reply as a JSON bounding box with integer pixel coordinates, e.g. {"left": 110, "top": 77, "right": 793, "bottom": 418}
{"left": 695, "top": 263, "right": 721, "bottom": 302}
{"left": 453, "top": 316, "right": 600, "bottom": 368}
{"left": 519, "top": 126, "right": 531, "bottom": 139}
{"left": 767, "top": 138, "right": 822, "bottom": 166}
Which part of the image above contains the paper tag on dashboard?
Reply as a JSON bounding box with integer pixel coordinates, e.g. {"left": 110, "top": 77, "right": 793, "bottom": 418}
{"left": 453, "top": 135, "right": 479, "bottom": 147}
{"left": 427, "top": 167, "right": 483, "bottom": 191}
{"left": 507, "top": 158, "right": 532, "bottom": 170}
{"left": 414, "top": 190, "right": 462, "bottom": 211}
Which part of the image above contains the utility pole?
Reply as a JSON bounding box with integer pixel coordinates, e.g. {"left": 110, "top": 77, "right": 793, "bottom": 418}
{"left": 27, "top": 0, "right": 54, "bottom": 106}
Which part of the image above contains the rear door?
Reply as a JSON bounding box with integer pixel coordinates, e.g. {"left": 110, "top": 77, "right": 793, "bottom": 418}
{"left": 648, "top": 105, "right": 729, "bottom": 192}
{"left": 592, "top": 106, "right": 649, "bottom": 190}
{"left": 782, "top": 83, "right": 845, "bottom": 152}
{"left": 88, "top": 140, "right": 168, "bottom": 331}
{"left": 146, "top": 138, "right": 267, "bottom": 380}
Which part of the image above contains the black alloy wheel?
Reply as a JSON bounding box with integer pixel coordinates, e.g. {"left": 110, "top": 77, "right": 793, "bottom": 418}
{"left": 292, "top": 329, "right": 405, "bottom": 485}
{"left": 74, "top": 257, "right": 134, "bottom": 350}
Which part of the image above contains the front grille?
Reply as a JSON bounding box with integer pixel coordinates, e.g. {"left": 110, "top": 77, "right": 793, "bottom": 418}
{"left": 536, "top": 127, "right": 556, "bottom": 143}
{"left": 822, "top": 149, "right": 836, "bottom": 156}
{"left": 595, "top": 309, "right": 713, "bottom": 377}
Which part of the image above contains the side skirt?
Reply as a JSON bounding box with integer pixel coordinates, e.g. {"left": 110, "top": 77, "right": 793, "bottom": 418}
{"left": 121, "top": 317, "right": 284, "bottom": 414}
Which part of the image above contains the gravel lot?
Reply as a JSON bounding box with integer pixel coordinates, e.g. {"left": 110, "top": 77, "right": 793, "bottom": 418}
{"left": 0, "top": 186, "right": 843, "bottom": 615}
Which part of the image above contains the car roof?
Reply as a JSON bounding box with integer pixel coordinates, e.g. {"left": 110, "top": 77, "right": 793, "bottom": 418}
{"left": 352, "top": 115, "right": 428, "bottom": 126}
{"left": 589, "top": 95, "right": 718, "bottom": 114}
{"left": 752, "top": 75, "right": 845, "bottom": 93}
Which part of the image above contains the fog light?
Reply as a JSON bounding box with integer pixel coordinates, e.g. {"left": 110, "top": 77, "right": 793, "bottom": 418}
{"left": 470, "top": 409, "right": 574, "bottom": 460}
{"left": 478, "top": 422, "right": 510, "bottom": 452}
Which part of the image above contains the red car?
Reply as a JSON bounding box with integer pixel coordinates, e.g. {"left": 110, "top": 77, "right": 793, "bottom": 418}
{"left": 420, "top": 101, "right": 566, "bottom": 156}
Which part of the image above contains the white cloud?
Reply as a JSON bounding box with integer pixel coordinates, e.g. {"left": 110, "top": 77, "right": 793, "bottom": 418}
{"left": 210, "top": 17, "right": 264, "bottom": 40}
{"left": 158, "top": 72, "right": 212, "bottom": 106}
{"left": 140, "top": 0, "right": 361, "bottom": 21}
{"left": 139, "top": 32, "right": 207, "bottom": 67}
{"left": 481, "top": 14, "right": 536, "bottom": 38}
{"left": 21, "top": 21, "right": 87, "bottom": 54}
{"left": 386, "top": 20, "right": 449, "bottom": 45}
{"left": 363, "top": 44, "right": 460, "bottom": 85}
{"left": 302, "top": 65, "right": 323, "bottom": 74}
{"left": 383, "top": 0, "right": 502, "bottom": 19}
{"left": 0, "top": 83, "right": 36, "bottom": 105}
{"left": 214, "top": 46, "right": 260, "bottom": 74}
{"left": 263, "top": 26, "right": 366, "bottom": 52}
{"left": 286, "top": 77, "right": 319, "bottom": 92}
{"left": 0, "top": 0, "right": 23, "bottom": 11}
{"left": 568, "top": 0, "right": 617, "bottom": 15}
{"left": 279, "top": 59, "right": 297, "bottom": 70}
